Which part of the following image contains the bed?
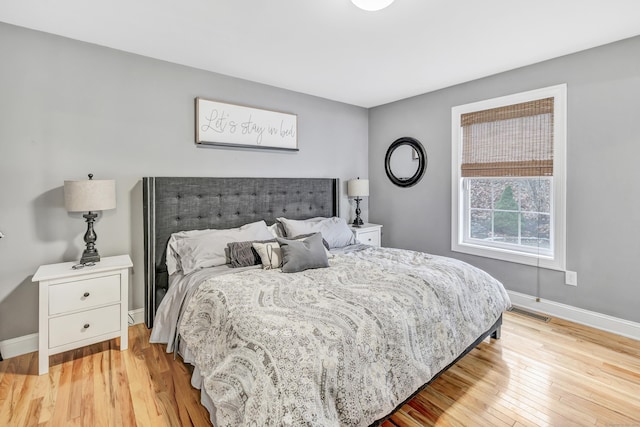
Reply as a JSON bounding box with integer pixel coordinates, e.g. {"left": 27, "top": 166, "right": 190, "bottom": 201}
{"left": 143, "top": 177, "right": 511, "bottom": 426}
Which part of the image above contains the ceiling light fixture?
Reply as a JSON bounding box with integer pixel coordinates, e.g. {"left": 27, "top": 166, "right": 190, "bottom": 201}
{"left": 351, "top": 0, "right": 395, "bottom": 11}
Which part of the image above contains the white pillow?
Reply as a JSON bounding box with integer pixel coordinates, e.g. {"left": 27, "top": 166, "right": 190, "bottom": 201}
{"left": 267, "top": 222, "right": 286, "bottom": 238}
{"left": 252, "top": 241, "right": 282, "bottom": 269}
{"left": 166, "top": 228, "right": 210, "bottom": 276}
{"left": 277, "top": 217, "right": 355, "bottom": 248}
{"left": 168, "top": 220, "right": 274, "bottom": 275}
{"left": 276, "top": 217, "right": 326, "bottom": 238}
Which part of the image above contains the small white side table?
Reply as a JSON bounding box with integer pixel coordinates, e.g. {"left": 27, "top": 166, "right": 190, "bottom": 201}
{"left": 350, "top": 223, "right": 383, "bottom": 247}
{"left": 32, "top": 255, "right": 132, "bottom": 375}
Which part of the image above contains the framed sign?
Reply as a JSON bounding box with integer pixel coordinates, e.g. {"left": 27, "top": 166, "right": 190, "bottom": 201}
{"left": 196, "top": 97, "right": 298, "bottom": 151}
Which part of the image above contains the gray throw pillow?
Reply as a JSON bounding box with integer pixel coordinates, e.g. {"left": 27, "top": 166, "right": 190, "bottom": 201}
{"left": 290, "top": 233, "right": 331, "bottom": 250}
{"left": 277, "top": 233, "right": 329, "bottom": 273}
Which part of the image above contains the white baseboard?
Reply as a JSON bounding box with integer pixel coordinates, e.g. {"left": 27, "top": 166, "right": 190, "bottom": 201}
{"left": 507, "top": 290, "right": 640, "bottom": 341}
{"left": 128, "top": 308, "right": 145, "bottom": 326}
{"left": 0, "top": 333, "right": 39, "bottom": 360}
{"left": 0, "top": 308, "right": 146, "bottom": 360}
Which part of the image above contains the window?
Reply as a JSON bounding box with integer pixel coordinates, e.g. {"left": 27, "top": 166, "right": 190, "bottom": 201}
{"left": 451, "top": 85, "right": 566, "bottom": 270}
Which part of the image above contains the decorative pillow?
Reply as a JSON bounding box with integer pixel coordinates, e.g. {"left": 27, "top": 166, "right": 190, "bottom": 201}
{"left": 290, "top": 233, "right": 330, "bottom": 250}
{"left": 227, "top": 239, "right": 277, "bottom": 268}
{"left": 252, "top": 241, "right": 283, "bottom": 270}
{"left": 251, "top": 233, "right": 332, "bottom": 269}
{"left": 169, "top": 220, "right": 274, "bottom": 275}
{"left": 277, "top": 233, "right": 330, "bottom": 273}
{"left": 277, "top": 217, "right": 355, "bottom": 248}
{"left": 290, "top": 233, "right": 333, "bottom": 259}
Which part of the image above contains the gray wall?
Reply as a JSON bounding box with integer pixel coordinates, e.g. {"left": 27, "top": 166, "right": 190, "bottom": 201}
{"left": 0, "top": 23, "right": 368, "bottom": 341}
{"left": 369, "top": 36, "right": 640, "bottom": 323}
{"left": 2, "top": 21, "right": 638, "bottom": 343}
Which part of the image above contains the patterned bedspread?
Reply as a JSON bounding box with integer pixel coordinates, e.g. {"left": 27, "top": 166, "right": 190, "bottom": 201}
{"left": 179, "top": 246, "right": 511, "bottom": 426}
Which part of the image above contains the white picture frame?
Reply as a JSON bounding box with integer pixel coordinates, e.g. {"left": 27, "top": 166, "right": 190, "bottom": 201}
{"left": 195, "top": 97, "right": 298, "bottom": 151}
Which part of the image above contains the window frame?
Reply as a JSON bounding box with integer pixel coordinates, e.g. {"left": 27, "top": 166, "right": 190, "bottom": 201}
{"left": 451, "top": 84, "right": 567, "bottom": 271}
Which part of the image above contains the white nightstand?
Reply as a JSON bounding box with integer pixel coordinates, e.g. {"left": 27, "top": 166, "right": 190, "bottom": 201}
{"left": 32, "top": 255, "right": 132, "bottom": 375}
{"left": 350, "top": 223, "right": 383, "bottom": 247}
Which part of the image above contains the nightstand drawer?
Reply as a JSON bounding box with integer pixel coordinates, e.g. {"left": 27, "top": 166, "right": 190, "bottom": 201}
{"left": 49, "top": 304, "right": 121, "bottom": 348}
{"left": 49, "top": 274, "right": 120, "bottom": 315}
{"left": 358, "top": 230, "right": 381, "bottom": 246}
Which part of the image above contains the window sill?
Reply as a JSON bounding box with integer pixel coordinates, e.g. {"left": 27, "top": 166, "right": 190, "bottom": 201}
{"left": 452, "top": 241, "right": 565, "bottom": 271}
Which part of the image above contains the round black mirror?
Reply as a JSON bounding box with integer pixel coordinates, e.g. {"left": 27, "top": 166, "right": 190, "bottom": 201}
{"left": 385, "top": 137, "right": 427, "bottom": 188}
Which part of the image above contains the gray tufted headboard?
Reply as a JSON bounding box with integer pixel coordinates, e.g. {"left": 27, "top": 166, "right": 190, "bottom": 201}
{"left": 143, "top": 177, "right": 340, "bottom": 328}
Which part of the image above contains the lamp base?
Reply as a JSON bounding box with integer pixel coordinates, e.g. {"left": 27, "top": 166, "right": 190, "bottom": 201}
{"left": 352, "top": 197, "right": 364, "bottom": 228}
{"left": 80, "top": 248, "right": 100, "bottom": 264}
{"left": 80, "top": 211, "right": 101, "bottom": 265}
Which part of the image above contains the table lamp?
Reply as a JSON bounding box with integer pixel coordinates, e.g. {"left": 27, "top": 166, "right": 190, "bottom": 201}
{"left": 347, "top": 177, "right": 369, "bottom": 227}
{"left": 64, "top": 173, "right": 116, "bottom": 265}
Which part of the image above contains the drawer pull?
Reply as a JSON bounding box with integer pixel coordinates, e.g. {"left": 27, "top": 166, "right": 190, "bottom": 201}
{"left": 83, "top": 323, "right": 90, "bottom": 329}
{"left": 83, "top": 292, "right": 90, "bottom": 298}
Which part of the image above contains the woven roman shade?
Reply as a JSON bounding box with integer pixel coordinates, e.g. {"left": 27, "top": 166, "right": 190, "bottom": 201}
{"left": 461, "top": 97, "right": 554, "bottom": 177}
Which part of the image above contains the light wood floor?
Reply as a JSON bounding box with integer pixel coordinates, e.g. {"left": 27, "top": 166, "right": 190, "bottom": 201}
{"left": 1, "top": 311, "right": 639, "bottom": 426}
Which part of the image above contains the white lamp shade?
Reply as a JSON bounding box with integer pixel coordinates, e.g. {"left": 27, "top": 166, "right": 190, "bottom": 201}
{"left": 64, "top": 179, "right": 116, "bottom": 212}
{"left": 347, "top": 179, "right": 369, "bottom": 197}
{"left": 351, "top": 0, "right": 395, "bottom": 11}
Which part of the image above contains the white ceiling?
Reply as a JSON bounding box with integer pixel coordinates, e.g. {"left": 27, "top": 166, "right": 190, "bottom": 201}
{"left": 1, "top": 0, "right": 639, "bottom": 107}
